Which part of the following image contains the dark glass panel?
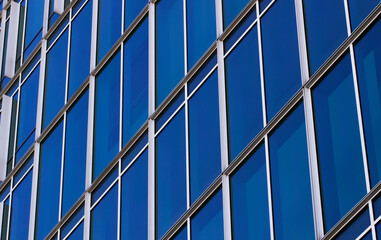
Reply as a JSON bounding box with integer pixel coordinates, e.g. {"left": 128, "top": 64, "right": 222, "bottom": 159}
{"left": 187, "top": 52, "right": 217, "bottom": 95}
{"left": 61, "top": 205, "right": 84, "bottom": 239}
{"left": 121, "top": 131, "right": 148, "bottom": 170}
{"left": 348, "top": 0, "right": 378, "bottom": 30}
{"left": 333, "top": 208, "right": 370, "bottom": 240}
{"left": 155, "top": 89, "right": 184, "bottom": 132}
{"left": 66, "top": 222, "right": 83, "bottom": 240}
{"left": 223, "top": 0, "right": 250, "bottom": 29}
{"left": 124, "top": 0, "right": 146, "bottom": 30}
{"left": 269, "top": 102, "right": 315, "bottom": 240}
{"left": 92, "top": 165, "right": 118, "bottom": 205}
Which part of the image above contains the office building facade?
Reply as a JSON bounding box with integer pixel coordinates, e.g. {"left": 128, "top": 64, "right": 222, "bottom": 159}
{"left": 0, "top": 0, "right": 380, "bottom": 239}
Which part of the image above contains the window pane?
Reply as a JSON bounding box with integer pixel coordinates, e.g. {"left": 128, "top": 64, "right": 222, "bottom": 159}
{"left": 222, "top": 0, "right": 250, "bottom": 29}
{"left": 170, "top": 225, "right": 187, "bottom": 240}
{"left": 354, "top": 17, "right": 381, "bottom": 188}
{"left": 125, "top": 0, "right": 146, "bottom": 30}
{"left": 230, "top": 143, "right": 270, "bottom": 240}
{"left": 66, "top": 222, "right": 83, "bottom": 240}
{"left": 62, "top": 91, "right": 88, "bottom": 216}
{"left": 303, "top": 0, "right": 347, "bottom": 74}
{"left": 312, "top": 53, "right": 366, "bottom": 232}
{"left": 123, "top": 17, "right": 148, "bottom": 146}
{"left": 35, "top": 122, "right": 63, "bottom": 240}
{"left": 225, "top": 26, "right": 262, "bottom": 161}
{"left": 269, "top": 102, "right": 315, "bottom": 240}
{"left": 191, "top": 188, "right": 223, "bottom": 240}
{"left": 94, "top": 51, "right": 120, "bottom": 181}
{"left": 1, "top": 199, "right": 9, "bottom": 240}
{"left": 61, "top": 205, "right": 84, "bottom": 239}
{"left": 348, "top": 0, "right": 378, "bottom": 30}
{"left": 24, "top": 0, "right": 44, "bottom": 56}
{"left": 68, "top": 1, "right": 92, "bottom": 98}
{"left": 156, "top": 108, "right": 186, "bottom": 239}
{"left": 43, "top": 31, "right": 68, "bottom": 130}
{"left": 189, "top": 71, "right": 220, "bottom": 203}
{"left": 9, "top": 170, "right": 33, "bottom": 240}
{"left": 333, "top": 208, "right": 370, "bottom": 240}
{"left": 97, "top": 0, "right": 122, "bottom": 62}
{"left": 187, "top": 0, "right": 215, "bottom": 69}
{"left": 90, "top": 185, "right": 118, "bottom": 240}
{"left": 261, "top": 0, "right": 301, "bottom": 120}
{"left": 15, "top": 65, "right": 39, "bottom": 163}
{"left": 121, "top": 150, "right": 148, "bottom": 240}
{"left": 156, "top": 0, "right": 184, "bottom": 107}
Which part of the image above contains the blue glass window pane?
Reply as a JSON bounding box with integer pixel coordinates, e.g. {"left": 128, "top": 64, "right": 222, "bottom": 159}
{"left": 189, "top": 71, "right": 220, "bottom": 203}
{"left": 93, "top": 51, "right": 120, "bottom": 181}
{"left": 68, "top": 1, "right": 92, "bottom": 98}
{"left": 360, "top": 231, "right": 372, "bottom": 240}
{"left": 155, "top": 89, "right": 184, "bottom": 132}
{"left": 24, "top": 0, "right": 44, "bottom": 52}
{"left": 97, "top": 0, "right": 122, "bottom": 62}
{"left": 223, "top": 0, "right": 250, "bottom": 29}
{"left": 123, "top": 17, "right": 148, "bottom": 146}
{"left": 9, "top": 170, "right": 32, "bottom": 240}
{"left": 225, "top": 26, "right": 262, "bottom": 161}
{"left": 90, "top": 185, "right": 118, "bottom": 240}
{"left": 348, "top": 0, "right": 378, "bottom": 30}
{"left": 0, "top": 183, "right": 10, "bottom": 202}
{"left": 312, "top": 53, "right": 366, "bottom": 232}
{"left": 121, "top": 150, "right": 148, "bottom": 240}
{"left": 66, "top": 222, "right": 83, "bottom": 240}
{"left": 187, "top": 0, "right": 215, "bottom": 69}
{"left": 187, "top": 52, "right": 217, "bottom": 95}
{"left": 1, "top": 199, "right": 9, "bottom": 240}
{"left": 373, "top": 192, "right": 381, "bottom": 218}
{"left": 156, "top": 108, "right": 186, "bottom": 239}
{"left": 35, "top": 122, "right": 63, "bottom": 240}
{"left": 354, "top": 17, "right": 381, "bottom": 188}
{"left": 224, "top": 7, "right": 256, "bottom": 54}
{"left": 259, "top": 0, "right": 271, "bottom": 12}
{"left": 125, "top": 0, "right": 146, "bottom": 30}
{"left": 47, "top": 17, "right": 69, "bottom": 48}
{"left": 15, "top": 65, "right": 39, "bottom": 163}
{"left": 14, "top": 155, "right": 33, "bottom": 185}
{"left": 121, "top": 131, "right": 147, "bottom": 170}
{"left": 43, "top": 31, "right": 68, "bottom": 130}
{"left": 92, "top": 165, "right": 118, "bottom": 204}
{"left": 62, "top": 91, "right": 88, "bottom": 216}
{"left": 303, "top": 0, "right": 347, "bottom": 75}
{"left": 261, "top": 0, "right": 301, "bottom": 120}
{"left": 156, "top": 0, "right": 184, "bottom": 107}
{"left": 170, "top": 225, "right": 187, "bottom": 240}
{"left": 22, "top": 51, "right": 40, "bottom": 81}
{"left": 269, "top": 102, "right": 315, "bottom": 240}
{"left": 377, "top": 221, "right": 381, "bottom": 239}
{"left": 333, "top": 208, "right": 370, "bottom": 240}
{"left": 61, "top": 205, "right": 84, "bottom": 239}
{"left": 191, "top": 188, "right": 223, "bottom": 240}
{"left": 230, "top": 143, "right": 270, "bottom": 240}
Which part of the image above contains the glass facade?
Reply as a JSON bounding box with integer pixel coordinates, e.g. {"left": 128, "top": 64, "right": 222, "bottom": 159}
{"left": 0, "top": 0, "right": 380, "bottom": 239}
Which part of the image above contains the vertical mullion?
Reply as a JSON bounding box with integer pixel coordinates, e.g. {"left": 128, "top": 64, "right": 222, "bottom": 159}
{"left": 148, "top": 2, "right": 155, "bottom": 240}
{"left": 117, "top": 161, "right": 121, "bottom": 240}
{"left": 183, "top": 0, "right": 187, "bottom": 75}
{"left": 293, "top": 0, "right": 325, "bottom": 238}
{"left": 58, "top": 113, "right": 67, "bottom": 222}
{"left": 5, "top": 179, "right": 12, "bottom": 240}
{"left": 215, "top": 0, "right": 232, "bottom": 239}
{"left": 256, "top": 3, "right": 275, "bottom": 240}
{"left": 184, "top": 82, "right": 191, "bottom": 240}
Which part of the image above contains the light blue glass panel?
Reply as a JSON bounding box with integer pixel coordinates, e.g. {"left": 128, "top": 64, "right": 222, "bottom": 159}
{"left": 62, "top": 91, "right": 88, "bottom": 216}
{"left": 187, "top": 0, "right": 215, "bottom": 69}
{"left": 156, "top": 108, "right": 186, "bottom": 239}
{"left": 123, "top": 17, "right": 148, "bottom": 146}
{"left": 225, "top": 26, "right": 262, "bottom": 161}
{"left": 354, "top": 17, "right": 381, "bottom": 188}
{"left": 125, "top": 0, "right": 146, "bottom": 29}
{"left": 93, "top": 51, "right": 120, "bottom": 181}
{"left": 348, "top": 0, "right": 378, "bottom": 30}
{"left": 90, "top": 185, "right": 118, "bottom": 240}
{"left": 121, "top": 150, "right": 148, "bottom": 240}
{"left": 230, "top": 143, "right": 270, "bottom": 240}
{"left": 97, "top": 0, "right": 122, "bottom": 62}
{"left": 303, "top": 0, "right": 347, "bottom": 74}
{"left": 312, "top": 53, "right": 366, "bottom": 232}
{"left": 15, "top": 65, "right": 39, "bottom": 163}
{"left": 333, "top": 208, "right": 370, "bottom": 240}
{"left": 68, "top": 0, "right": 92, "bottom": 98}
{"left": 9, "top": 170, "right": 32, "bottom": 240}
{"left": 35, "top": 122, "right": 63, "bottom": 240}
{"left": 269, "top": 102, "right": 315, "bottom": 240}
{"left": 156, "top": 0, "right": 184, "bottom": 107}
{"left": 191, "top": 188, "right": 223, "bottom": 240}
{"left": 261, "top": 0, "right": 301, "bottom": 120}
{"left": 189, "top": 71, "right": 220, "bottom": 203}
{"left": 223, "top": 0, "right": 250, "bottom": 29}
{"left": 43, "top": 30, "right": 68, "bottom": 130}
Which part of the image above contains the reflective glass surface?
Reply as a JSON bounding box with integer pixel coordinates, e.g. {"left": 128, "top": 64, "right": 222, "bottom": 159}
{"left": 333, "top": 208, "right": 370, "bottom": 240}
{"left": 125, "top": 0, "right": 146, "bottom": 30}
{"left": 225, "top": 26, "right": 262, "bottom": 161}
{"left": 269, "top": 102, "right": 315, "bottom": 240}
{"left": 189, "top": 71, "right": 220, "bottom": 203}
{"left": 223, "top": 0, "right": 250, "bottom": 29}
{"left": 348, "top": 0, "right": 378, "bottom": 30}
{"left": 312, "top": 53, "right": 366, "bottom": 232}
